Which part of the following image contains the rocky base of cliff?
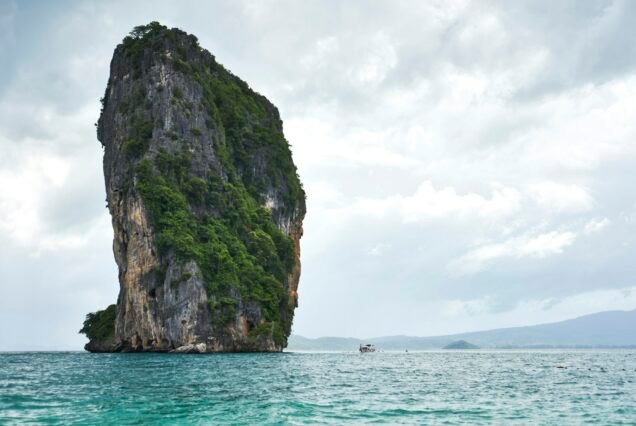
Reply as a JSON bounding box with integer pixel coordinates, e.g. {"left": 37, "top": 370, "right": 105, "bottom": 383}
{"left": 85, "top": 327, "right": 284, "bottom": 353}
{"left": 84, "top": 340, "right": 117, "bottom": 353}
{"left": 84, "top": 341, "right": 283, "bottom": 353}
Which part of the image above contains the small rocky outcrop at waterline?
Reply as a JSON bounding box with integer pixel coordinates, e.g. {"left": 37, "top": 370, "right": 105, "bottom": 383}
{"left": 80, "top": 22, "right": 305, "bottom": 353}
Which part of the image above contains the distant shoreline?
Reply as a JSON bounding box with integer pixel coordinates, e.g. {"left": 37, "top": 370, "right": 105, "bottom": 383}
{"left": 2, "top": 347, "right": 636, "bottom": 354}
{"left": 289, "top": 309, "right": 636, "bottom": 351}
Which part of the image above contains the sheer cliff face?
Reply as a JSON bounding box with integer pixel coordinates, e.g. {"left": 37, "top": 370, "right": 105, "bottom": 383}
{"left": 91, "top": 23, "right": 305, "bottom": 352}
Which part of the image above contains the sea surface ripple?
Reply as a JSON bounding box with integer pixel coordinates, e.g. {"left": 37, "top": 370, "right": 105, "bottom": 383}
{"left": 1, "top": 350, "right": 635, "bottom": 424}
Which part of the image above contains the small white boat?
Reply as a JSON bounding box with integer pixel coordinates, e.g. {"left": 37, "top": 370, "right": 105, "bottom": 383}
{"left": 359, "top": 344, "right": 376, "bottom": 353}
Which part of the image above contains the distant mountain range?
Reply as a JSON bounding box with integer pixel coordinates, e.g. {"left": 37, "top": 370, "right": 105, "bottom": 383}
{"left": 288, "top": 309, "right": 636, "bottom": 350}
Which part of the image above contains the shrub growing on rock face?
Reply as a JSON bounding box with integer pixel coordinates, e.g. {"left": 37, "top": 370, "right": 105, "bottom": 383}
{"left": 79, "top": 304, "right": 116, "bottom": 342}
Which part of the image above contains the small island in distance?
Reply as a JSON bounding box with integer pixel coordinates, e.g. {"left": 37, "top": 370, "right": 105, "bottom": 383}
{"left": 443, "top": 340, "right": 479, "bottom": 350}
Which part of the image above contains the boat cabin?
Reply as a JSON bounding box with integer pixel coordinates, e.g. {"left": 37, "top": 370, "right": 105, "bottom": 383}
{"left": 359, "top": 344, "right": 376, "bottom": 353}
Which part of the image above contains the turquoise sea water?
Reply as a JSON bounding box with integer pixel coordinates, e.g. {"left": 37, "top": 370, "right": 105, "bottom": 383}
{"left": 1, "top": 350, "right": 635, "bottom": 424}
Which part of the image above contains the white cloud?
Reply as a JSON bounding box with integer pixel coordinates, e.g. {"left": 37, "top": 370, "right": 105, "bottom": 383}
{"left": 528, "top": 181, "right": 594, "bottom": 214}
{"left": 352, "top": 181, "right": 522, "bottom": 223}
{"left": 347, "top": 32, "right": 397, "bottom": 87}
{"left": 521, "top": 76, "right": 636, "bottom": 172}
{"left": 366, "top": 243, "right": 391, "bottom": 257}
{"left": 519, "top": 231, "right": 576, "bottom": 257}
{"left": 584, "top": 217, "right": 611, "bottom": 235}
{"left": 287, "top": 117, "right": 421, "bottom": 170}
{"left": 442, "top": 296, "right": 494, "bottom": 317}
{"left": 300, "top": 36, "right": 339, "bottom": 70}
{"left": 538, "top": 287, "right": 636, "bottom": 319}
{"left": 0, "top": 154, "right": 70, "bottom": 245}
{"left": 449, "top": 230, "right": 577, "bottom": 275}
{"left": 509, "top": 287, "right": 636, "bottom": 326}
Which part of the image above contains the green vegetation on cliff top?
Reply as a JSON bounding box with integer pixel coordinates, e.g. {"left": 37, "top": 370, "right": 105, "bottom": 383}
{"left": 118, "top": 21, "right": 304, "bottom": 209}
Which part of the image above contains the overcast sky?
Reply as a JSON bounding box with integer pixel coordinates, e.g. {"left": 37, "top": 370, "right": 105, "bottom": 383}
{"left": 2, "top": 0, "right": 636, "bottom": 350}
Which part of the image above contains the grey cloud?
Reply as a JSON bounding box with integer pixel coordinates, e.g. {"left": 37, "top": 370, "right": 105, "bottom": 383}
{"left": 497, "top": 0, "right": 636, "bottom": 101}
{"left": 0, "top": 1, "right": 16, "bottom": 56}
{"left": 0, "top": 228, "right": 118, "bottom": 350}
{"left": 39, "top": 161, "right": 107, "bottom": 236}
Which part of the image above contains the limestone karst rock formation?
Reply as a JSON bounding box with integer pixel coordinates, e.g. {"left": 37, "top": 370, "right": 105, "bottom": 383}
{"left": 80, "top": 22, "right": 305, "bottom": 352}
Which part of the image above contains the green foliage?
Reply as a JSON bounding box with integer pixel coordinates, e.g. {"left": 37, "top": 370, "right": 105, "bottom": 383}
{"left": 134, "top": 117, "right": 153, "bottom": 140}
{"left": 79, "top": 304, "right": 116, "bottom": 342}
{"left": 115, "top": 82, "right": 153, "bottom": 159}
{"left": 183, "top": 176, "right": 207, "bottom": 204}
{"left": 122, "top": 115, "right": 153, "bottom": 158}
{"left": 122, "top": 22, "right": 178, "bottom": 78}
{"left": 190, "top": 127, "right": 202, "bottom": 136}
{"left": 189, "top": 55, "right": 305, "bottom": 211}
{"left": 123, "top": 138, "right": 145, "bottom": 157}
{"left": 118, "top": 100, "right": 130, "bottom": 114}
{"left": 174, "top": 59, "right": 192, "bottom": 73}
{"left": 131, "top": 85, "right": 147, "bottom": 106}
{"left": 135, "top": 155, "right": 294, "bottom": 340}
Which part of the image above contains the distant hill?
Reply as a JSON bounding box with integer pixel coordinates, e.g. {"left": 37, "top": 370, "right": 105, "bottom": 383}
{"left": 443, "top": 340, "right": 479, "bottom": 350}
{"left": 288, "top": 309, "right": 636, "bottom": 351}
